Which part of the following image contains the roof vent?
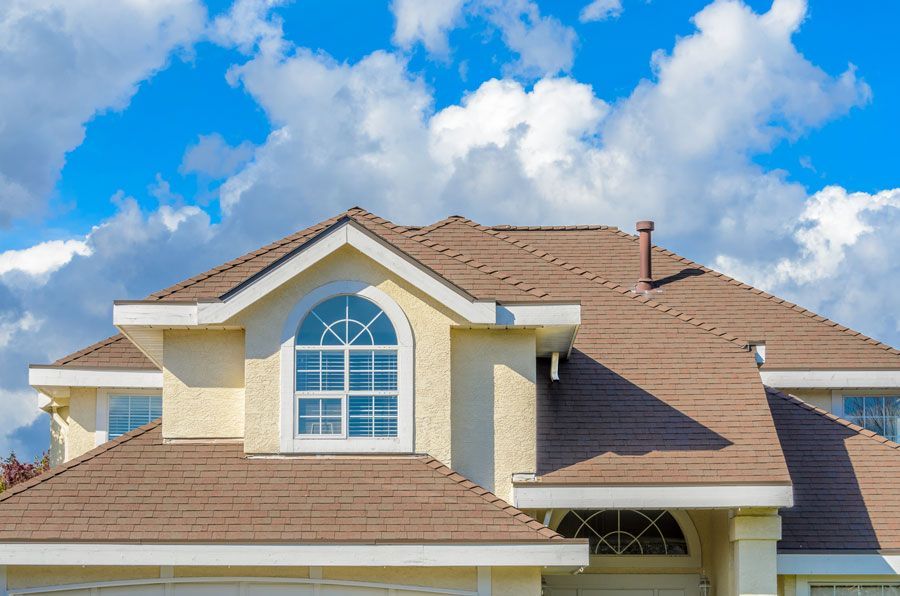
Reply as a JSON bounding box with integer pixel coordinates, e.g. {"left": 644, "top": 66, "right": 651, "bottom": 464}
{"left": 634, "top": 220, "right": 656, "bottom": 294}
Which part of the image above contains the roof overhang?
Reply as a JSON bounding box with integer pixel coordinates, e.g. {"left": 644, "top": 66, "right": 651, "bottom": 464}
{"left": 760, "top": 369, "right": 900, "bottom": 389}
{"left": 29, "top": 366, "right": 162, "bottom": 410}
{"left": 778, "top": 553, "right": 900, "bottom": 576}
{"left": 512, "top": 483, "right": 794, "bottom": 509}
{"left": 113, "top": 219, "right": 581, "bottom": 364}
{"left": 0, "top": 541, "right": 589, "bottom": 567}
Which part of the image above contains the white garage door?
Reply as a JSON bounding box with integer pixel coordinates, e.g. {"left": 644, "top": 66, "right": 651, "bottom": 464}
{"left": 542, "top": 573, "right": 701, "bottom": 596}
{"left": 9, "top": 578, "right": 477, "bottom": 596}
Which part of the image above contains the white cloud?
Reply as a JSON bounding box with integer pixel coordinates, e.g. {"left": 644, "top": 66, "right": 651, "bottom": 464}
{"left": 0, "top": 240, "right": 92, "bottom": 280}
{"left": 390, "top": 0, "right": 466, "bottom": 57}
{"left": 180, "top": 133, "right": 256, "bottom": 179}
{"left": 0, "top": 0, "right": 206, "bottom": 226}
{"left": 0, "top": 389, "right": 43, "bottom": 457}
{"left": 388, "top": 0, "right": 577, "bottom": 77}
{"left": 210, "top": 0, "right": 286, "bottom": 55}
{"left": 579, "top": 0, "right": 623, "bottom": 23}
{"left": 0, "top": 312, "right": 40, "bottom": 349}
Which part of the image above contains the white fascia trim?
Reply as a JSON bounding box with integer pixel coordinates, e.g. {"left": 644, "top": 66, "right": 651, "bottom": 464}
{"left": 761, "top": 370, "right": 900, "bottom": 389}
{"left": 114, "top": 221, "right": 497, "bottom": 327}
{"left": 495, "top": 303, "right": 581, "bottom": 326}
{"left": 28, "top": 367, "right": 163, "bottom": 389}
{"left": 0, "top": 542, "right": 588, "bottom": 567}
{"left": 513, "top": 484, "right": 794, "bottom": 509}
{"left": 778, "top": 554, "right": 900, "bottom": 575}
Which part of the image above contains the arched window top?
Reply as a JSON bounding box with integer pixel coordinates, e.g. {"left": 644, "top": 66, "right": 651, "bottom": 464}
{"left": 297, "top": 295, "right": 398, "bottom": 347}
{"left": 555, "top": 510, "right": 688, "bottom": 556}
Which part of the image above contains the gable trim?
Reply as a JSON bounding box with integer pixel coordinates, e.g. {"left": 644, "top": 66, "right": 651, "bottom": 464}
{"left": 760, "top": 369, "right": 900, "bottom": 389}
{"left": 513, "top": 483, "right": 794, "bottom": 509}
{"left": 0, "top": 542, "right": 589, "bottom": 567}
{"left": 29, "top": 367, "right": 162, "bottom": 390}
{"left": 114, "top": 220, "right": 498, "bottom": 327}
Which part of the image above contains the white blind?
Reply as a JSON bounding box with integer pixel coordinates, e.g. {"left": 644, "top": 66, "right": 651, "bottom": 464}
{"left": 108, "top": 395, "right": 162, "bottom": 439}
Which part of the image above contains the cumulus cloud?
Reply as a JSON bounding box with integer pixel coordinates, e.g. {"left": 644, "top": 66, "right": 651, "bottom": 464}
{"left": 391, "top": 0, "right": 466, "bottom": 57}
{"left": 0, "top": 0, "right": 206, "bottom": 226}
{"left": 0, "top": 240, "right": 92, "bottom": 281}
{"left": 579, "top": 0, "right": 623, "bottom": 23}
{"left": 389, "top": 0, "right": 577, "bottom": 77}
{"left": 180, "top": 133, "right": 256, "bottom": 180}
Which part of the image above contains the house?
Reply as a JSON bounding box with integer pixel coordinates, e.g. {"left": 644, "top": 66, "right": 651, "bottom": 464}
{"left": 2, "top": 207, "right": 898, "bottom": 596}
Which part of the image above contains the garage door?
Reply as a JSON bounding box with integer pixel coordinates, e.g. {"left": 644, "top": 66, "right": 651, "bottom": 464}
{"left": 8, "top": 578, "right": 478, "bottom": 596}
{"left": 542, "top": 573, "right": 701, "bottom": 596}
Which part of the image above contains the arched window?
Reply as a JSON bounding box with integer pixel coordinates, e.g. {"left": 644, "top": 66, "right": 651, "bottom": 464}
{"left": 555, "top": 510, "right": 688, "bottom": 556}
{"left": 295, "top": 295, "right": 399, "bottom": 438}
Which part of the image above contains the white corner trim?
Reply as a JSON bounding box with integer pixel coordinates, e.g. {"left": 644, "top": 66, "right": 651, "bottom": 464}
{"left": 114, "top": 221, "right": 498, "bottom": 327}
{"left": 778, "top": 554, "right": 900, "bottom": 575}
{"left": 495, "top": 303, "right": 581, "bottom": 326}
{"left": 0, "top": 543, "right": 588, "bottom": 567}
{"left": 1, "top": 564, "right": 6, "bottom": 596}
{"left": 513, "top": 484, "right": 794, "bottom": 509}
{"left": 760, "top": 370, "right": 900, "bottom": 389}
{"left": 29, "top": 367, "right": 162, "bottom": 389}
{"left": 476, "top": 567, "right": 491, "bottom": 596}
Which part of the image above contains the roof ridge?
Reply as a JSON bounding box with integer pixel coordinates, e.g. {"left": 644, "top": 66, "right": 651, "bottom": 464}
{"left": 421, "top": 456, "right": 562, "bottom": 540}
{"left": 605, "top": 228, "right": 900, "bottom": 357}
{"left": 766, "top": 386, "right": 900, "bottom": 450}
{"left": 346, "top": 209, "right": 553, "bottom": 300}
{"left": 468, "top": 221, "right": 751, "bottom": 351}
{"left": 407, "top": 216, "right": 465, "bottom": 237}
{"left": 0, "top": 419, "right": 161, "bottom": 503}
{"left": 491, "top": 224, "right": 615, "bottom": 231}
{"left": 149, "top": 212, "right": 349, "bottom": 301}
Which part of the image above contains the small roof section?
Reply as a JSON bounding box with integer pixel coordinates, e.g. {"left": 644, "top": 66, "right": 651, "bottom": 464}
{"left": 0, "top": 421, "right": 563, "bottom": 544}
{"left": 769, "top": 388, "right": 900, "bottom": 552}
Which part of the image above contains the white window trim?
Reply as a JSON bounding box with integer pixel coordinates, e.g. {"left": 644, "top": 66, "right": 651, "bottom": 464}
{"left": 794, "top": 576, "right": 900, "bottom": 596}
{"left": 279, "top": 280, "right": 414, "bottom": 453}
{"left": 545, "top": 508, "right": 702, "bottom": 570}
{"left": 95, "top": 389, "right": 163, "bottom": 446}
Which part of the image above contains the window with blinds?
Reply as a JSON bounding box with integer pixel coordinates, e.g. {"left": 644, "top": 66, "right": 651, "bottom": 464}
{"left": 108, "top": 395, "right": 162, "bottom": 439}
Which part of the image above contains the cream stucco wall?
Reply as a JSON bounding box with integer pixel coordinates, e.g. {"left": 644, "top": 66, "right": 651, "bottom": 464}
{"left": 66, "top": 387, "right": 97, "bottom": 458}
{"left": 48, "top": 405, "right": 68, "bottom": 466}
{"left": 492, "top": 567, "right": 542, "bottom": 595}
{"left": 162, "top": 329, "right": 245, "bottom": 440}
{"left": 451, "top": 328, "right": 536, "bottom": 502}
{"left": 233, "top": 245, "right": 463, "bottom": 458}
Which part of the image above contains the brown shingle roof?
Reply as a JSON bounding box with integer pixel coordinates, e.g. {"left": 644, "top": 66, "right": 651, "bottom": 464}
{"left": 51, "top": 334, "right": 155, "bottom": 369}
{"left": 0, "top": 421, "right": 562, "bottom": 543}
{"left": 492, "top": 227, "right": 900, "bottom": 369}
{"left": 414, "top": 219, "right": 790, "bottom": 484}
{"left": 768, "top": 388, "right": 900, "bottom": 551}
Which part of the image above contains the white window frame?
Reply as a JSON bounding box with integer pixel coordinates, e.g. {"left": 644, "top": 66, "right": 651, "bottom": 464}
{"left": 95, "top": 389, "right": 163, "bottom": 446}
{"left": 796, "top": 577, "right": 900, "bottom": 596}
{"left": 832, "top": 390, "right": 900, "bottom": 441}
{"left": 279, "top": 280, "right": 414, "bottom": 453}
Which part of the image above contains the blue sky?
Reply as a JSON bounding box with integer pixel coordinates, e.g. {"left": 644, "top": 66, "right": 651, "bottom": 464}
{"left": 1, "top": 0, "right": 898, "bottom": 459}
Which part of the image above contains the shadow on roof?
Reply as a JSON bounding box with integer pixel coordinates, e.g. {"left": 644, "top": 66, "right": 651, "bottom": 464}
{"left": 536, "top": 349, "right": 733, "bottom": 476}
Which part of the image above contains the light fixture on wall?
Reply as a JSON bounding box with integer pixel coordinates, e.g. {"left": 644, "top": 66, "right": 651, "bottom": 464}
{"left": 699, "top": 574, "right": 712, "bottom": 596}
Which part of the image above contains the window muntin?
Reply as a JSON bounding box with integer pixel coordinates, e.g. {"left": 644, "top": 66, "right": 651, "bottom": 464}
{"left": 844, "top": 395, "right": 900, "bottom": 442}
{"left": 555, "top": 509, "right": 688, "bottom": 556}
{"left": 108, "top": 395, "right": 162, "bottom": 439}
{"left": 811, "top": 585, "right": 900, "bottom": 596}
{"left": 295, "top": 295, "right": 398, "bottom": 439}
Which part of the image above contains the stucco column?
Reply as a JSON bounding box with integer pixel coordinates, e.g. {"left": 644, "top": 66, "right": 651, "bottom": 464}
{"left": 730, "top": 508, "right": 781, "bottom": 596}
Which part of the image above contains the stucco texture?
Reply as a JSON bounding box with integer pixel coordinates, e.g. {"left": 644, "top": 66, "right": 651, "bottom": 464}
{"left": 162, "top": 329, "right": 245, "bottom": 439}
{"left": 6, "top": 565, "right": 160, "bottom": 589}
{"left": 233, "top": 245, "right": 463, "bottom": 457}
{"left": 451, "top": 328, "right": 536, "bottom": 502}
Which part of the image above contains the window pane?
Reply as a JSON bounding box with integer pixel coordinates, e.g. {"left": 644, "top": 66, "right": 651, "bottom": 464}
{"left": 865, "top": 397, "right": 886, "bottom": 417}
{"left": 349, "top": 350, "right": 397, "bottom": 391}
{"left": 844, "top": 397, "right": 864, "bottom": 417}
{"left": 348, "top": 395, "right": 397, "bottom": 438}
{"left": 108, "top": 395, "right": 162, "bottom": 439}
{"left": 298, "top": 398, "right": 343, "bottom": 435}
{"left": 296, "top": 351, "right": 345, "bottom": 392}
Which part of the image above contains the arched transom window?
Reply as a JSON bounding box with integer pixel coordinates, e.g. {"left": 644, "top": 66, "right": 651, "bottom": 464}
{"left": 295, "top": 295, "right": 399, "bottom": 438}
{"left": 556, "top": 510, "right": 688, "bottom": 556}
